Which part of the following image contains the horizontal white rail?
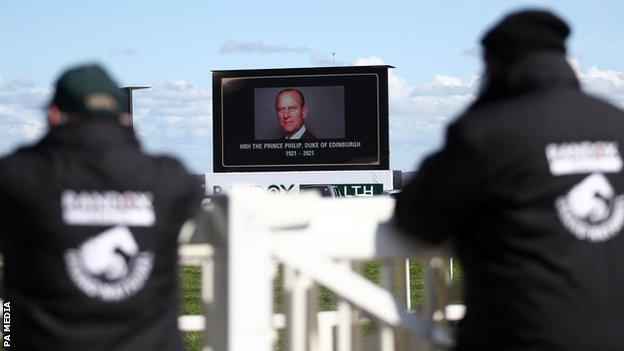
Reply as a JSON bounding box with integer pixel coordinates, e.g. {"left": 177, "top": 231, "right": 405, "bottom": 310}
{"left": 178, "top": 243, "right": 213, "bottom": 266}
{"left": 179, "top": 315, "right": 205, "bottom": 332}
{"left": 272, "top": 222, "right": 448, "bottom": 261}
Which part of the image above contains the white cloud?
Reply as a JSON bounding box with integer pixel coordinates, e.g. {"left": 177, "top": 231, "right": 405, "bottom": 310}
{"left": 2, "top": 56, "right": 624, "bottom": 174}
{"left": 108, "top": 48, "right": 140, "bottom": 57}
{"left": 353, "top": 56, "right": 478, "bottom": 171}
{"left": 355, "top": 56, "right": 624, "bottom": 171}
{"left": 0, "top": 104, "right": 13, "bottom": 116}
{"left": 11, "top": 77, "right": 35, "bottom": 88}
{"left": 0, "top": 75, "right": 8, "bottom": 91}
{"left": 0, "top": 87, "right": 49, "bottom": 109}
{"left": 163, "top": 116, "right": 184, "bottom": 124}
{"left": 435, "top": 74, "right": 462, "bottom": 86}
{"left": 192, "top": 128, "right": 209, "bottom": 138}
{"left": 468, "top": 74, "right": 480, "bottom": 87}
{"left": 220, "top": 40, "right": 311, "bottom": 54}
{"left": 132, "top": 80, "right": 212, "bottom": 172}
{"left": 461, "top": 46, "right": 481, "bottom": 58}
{"left": 564, "top": 55, "right": 624, "bottom": 109}
{"left": 220, "top": 40, "right": 344, "bottom": 68}
{"left": 22, "top": 123, "right": 43, "bottom": 139}
{"left": 0, "top": 75, "right": 213, "bottom": 171}
{"left": 309, "top": 52, "right": 330, "bottom": 65}
{"left": 354, "top": 57, "right": 385, "bottom": 66}
{"left": 309, "top": 52, "right": 346, "bottom": 66}
{"left": 579, "top": 67, "right": 624, "bottom": 107}
{"left": 0, "top": 78, "right": 49, "bottom": 156}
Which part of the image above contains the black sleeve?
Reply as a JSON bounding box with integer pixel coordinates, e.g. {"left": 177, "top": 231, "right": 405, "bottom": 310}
{"left": 0, "top": 192, "right": 6, "bottom": 256}
{"left": 393, "top": 121, "right": 485, "bottom": 244}
{"left": 157, "top": 156, "right": 204, "bottom": 224}
{"left": 0, "top": 163, "right": 9, "bottom": 256}
{"left": 170, "top": 161, "right": 203, "bottom": 224}
{"left": 180, "top": 174, "right": 204, "bottom": 222}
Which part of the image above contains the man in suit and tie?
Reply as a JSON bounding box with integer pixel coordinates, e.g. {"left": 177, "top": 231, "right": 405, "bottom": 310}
{"left": 275, "top": 88, "right": 317, "bottom": 140}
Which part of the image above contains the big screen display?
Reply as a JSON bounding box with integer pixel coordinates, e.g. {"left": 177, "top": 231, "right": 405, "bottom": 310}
{"left": 212, "top": 65, "right": 390, "bottom": 172}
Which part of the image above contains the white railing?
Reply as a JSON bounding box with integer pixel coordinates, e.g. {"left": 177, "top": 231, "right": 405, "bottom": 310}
{"left": 1, "top": 188, "right": 463, "bottom": 351}
{"left": 181, "top": 187, "right": 462, "bottom": 351}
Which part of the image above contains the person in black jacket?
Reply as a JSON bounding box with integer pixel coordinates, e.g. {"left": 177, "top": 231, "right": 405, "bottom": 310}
{"left": 0, "top": 64, "right": 201, "bottom": 350}
{"left": 394, "top": 10, "right": 624, "bottom": 351}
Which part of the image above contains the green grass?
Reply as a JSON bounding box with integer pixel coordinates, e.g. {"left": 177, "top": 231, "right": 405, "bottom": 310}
{"left": 181, "top": 261, "right": 461, "bottom": 351}
{"left": 181, "top": 267, "right": 203, "bottom": 351}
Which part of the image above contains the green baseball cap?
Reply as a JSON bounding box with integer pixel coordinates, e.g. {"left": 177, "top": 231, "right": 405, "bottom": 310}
{"left": 50, "top": 64, "right": 124, "bottom": 118}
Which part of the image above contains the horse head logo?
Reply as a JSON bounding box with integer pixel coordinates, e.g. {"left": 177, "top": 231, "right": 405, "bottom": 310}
{"left": 76, "top": 226, "right": 139, "bottom": 280}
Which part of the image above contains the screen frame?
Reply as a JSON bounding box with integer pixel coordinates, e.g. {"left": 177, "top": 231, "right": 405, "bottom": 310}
{"left": 212, "top": 65, "right": 391, "bottom": 173}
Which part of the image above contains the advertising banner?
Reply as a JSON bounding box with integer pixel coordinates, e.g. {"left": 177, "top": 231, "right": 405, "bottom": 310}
{"left": 204, "top": 170, "right": 392, "bottom": 196}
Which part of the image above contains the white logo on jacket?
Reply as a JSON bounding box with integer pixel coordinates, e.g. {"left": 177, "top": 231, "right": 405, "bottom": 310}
{"left": 65, "top": 226, "right": 154, "bottom": 301}
{"left": 546, "top": 141, "right": 624, "bottom": 242}
{"left": 555, "top": 173, "right": 624, "bottom": 242}
{"left": 62, "top": 190, "right": 155, "bottom": 226}
{"left": 546, "top": 141, "right": 622, "bottom": 175}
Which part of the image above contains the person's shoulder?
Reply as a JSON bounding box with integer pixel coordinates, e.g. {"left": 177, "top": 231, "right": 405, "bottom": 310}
{"left": 446, "top": 104, "right": 493, "bottom": 142}
{"left": 445, "top": 96, "right": 532, "bottom": 151}
{"left": 0, "top": 144, "right": 40, "bottom": 179}
{"left": 450, "top": 86, "right": 567, "bottom": 135}
{"left": 453, "top": 96, "right": 516, "bottom": 128}
{"left": 578, "top": 91, "right": 624, "bottom": 116}
{"left": 148, "top": 154, "right": 194, "bottom": 178}
{"left": 0, "top": 141, "right": 41, "bottom": 161}
{"left": 0, "top": 148, "right": 38, "bottom": 197}
{"left": 151, "top": 155, "right": 201, "bottom": 188}
{"left": 149, "top": 155, "right": 203, "bottom": 204}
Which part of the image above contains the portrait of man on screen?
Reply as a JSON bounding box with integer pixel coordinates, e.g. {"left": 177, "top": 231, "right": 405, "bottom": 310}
{"left": 275, "top": 88, "right": 317, "bottom": 140}
{"left": 253, "top": 85, "right": 346, "bottom": 141}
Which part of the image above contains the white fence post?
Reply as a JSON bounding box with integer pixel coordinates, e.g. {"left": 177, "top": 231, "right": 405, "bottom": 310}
{"left": 201, "top": 249, "right": 215, "bottom": 351}
{"left": 337, "top": 260, "right": 353, "bottom": 351}
{"left": 284, "top": 266, "right": 318, "bottom": 351}
{"left": 227, "top": 189, "right": 273, "bottom": 351}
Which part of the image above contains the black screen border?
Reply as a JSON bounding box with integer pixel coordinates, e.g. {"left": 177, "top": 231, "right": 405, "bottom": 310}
{"left": 212, "top": 65, "right": 391, "bottom": 173}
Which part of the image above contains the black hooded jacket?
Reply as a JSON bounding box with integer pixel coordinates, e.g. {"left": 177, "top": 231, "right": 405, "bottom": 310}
{"left": 0, "top": 120, "right": 201, "bottom": 350}
{"left": 395, "top": 52, "right": 624, "bottom": 351}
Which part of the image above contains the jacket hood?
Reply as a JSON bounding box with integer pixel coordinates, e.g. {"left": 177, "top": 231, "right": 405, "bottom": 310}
{"left": 37, "top": 119, "right": 139, "bottom": 151}
{"left": 474, "top": 52, "right": 579, "bottom": 107}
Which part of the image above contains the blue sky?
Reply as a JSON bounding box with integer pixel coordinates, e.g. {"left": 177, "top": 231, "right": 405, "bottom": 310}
{"left": 1, "top": 1, "right": 623, "bottom": 173}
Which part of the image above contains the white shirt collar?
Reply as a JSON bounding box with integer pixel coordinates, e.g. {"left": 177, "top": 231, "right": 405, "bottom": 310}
{"left": 286, "top": 125, "right": 306, "bottom": 140}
